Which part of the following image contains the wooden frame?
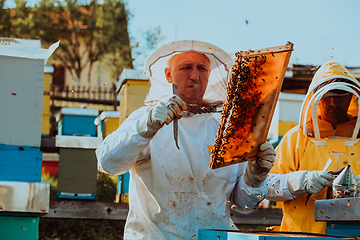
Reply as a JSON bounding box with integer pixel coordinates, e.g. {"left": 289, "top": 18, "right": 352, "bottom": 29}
{"left": 210, "top": 42, "right": 294, "bottom": 169}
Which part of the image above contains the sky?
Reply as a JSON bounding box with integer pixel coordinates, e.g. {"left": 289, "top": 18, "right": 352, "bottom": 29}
{"left": 125, "top": 0, "right": 360, "bottom": 69}
{"left": 4, "top": 0, "right": 360, "bottom": 69}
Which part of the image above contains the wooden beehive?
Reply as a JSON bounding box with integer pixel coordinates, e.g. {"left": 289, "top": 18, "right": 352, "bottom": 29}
{"left": 41, "top": 66, "right": 54, "bottom": 136}
{"left": 94, "top": 111, "right": 120, "bottom": 138}
{"left": 209, "top": 42, "right": 294, "bottom": 169}
{"left": 117, "top": 69, "right": 150, "bottom": 124}
{"left": 56, "top": 135, "right": 102, "bottom": 200}
{"left": 56, "top": 108, "right": 99, "bottom": 137}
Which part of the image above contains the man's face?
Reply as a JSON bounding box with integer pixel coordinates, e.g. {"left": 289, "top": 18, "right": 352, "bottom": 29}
{"left": 165, "top": 52, "right": 211, "bottom": 104}
{"left": 319, "top": 91, "right": 352, "bottom": 126}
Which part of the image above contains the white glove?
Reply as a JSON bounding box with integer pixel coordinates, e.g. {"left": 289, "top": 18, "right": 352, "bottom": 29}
{"left": 288, "top": 170, "right": 335, "bottom": 196}
{"left": 244, "top": 142, "right": 275, "bottom": 188}
{"left": 137, "top": 95, "right": 187, "bottom": 138}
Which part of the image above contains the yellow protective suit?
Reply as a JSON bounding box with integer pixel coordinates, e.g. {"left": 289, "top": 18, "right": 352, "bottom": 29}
{"left": 267, "top": 61, "right": 360, "bottom": 233}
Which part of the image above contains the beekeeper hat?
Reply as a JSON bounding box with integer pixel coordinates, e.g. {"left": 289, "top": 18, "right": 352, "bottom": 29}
{"left": 143, "top": 40, "right": 233, "bottom": 106}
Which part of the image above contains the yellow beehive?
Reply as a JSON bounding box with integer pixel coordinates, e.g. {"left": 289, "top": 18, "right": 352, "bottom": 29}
{"left": 117, "top": 69, "right": 150, "bottom": 124}
{"left": 115, "top": 69, "right": 149, "bottom": 203}
{"left": 94, "top": 111, "right": 120, "bottom": 138}
{"left": 41, "top": 66, "right": 53, "bottom": 136}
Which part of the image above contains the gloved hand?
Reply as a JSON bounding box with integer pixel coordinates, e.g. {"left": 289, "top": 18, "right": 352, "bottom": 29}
{"left": 244, "top": 142, "right": 275, "bottom": 188}
{"left": 355, "top": 175, "right": 360, "bottom": 183}
{"left": 288, "top": 170, "right": 335, "bottom": 196}
{"left": 137, "top": 95, "right": 187, "bottom": 138}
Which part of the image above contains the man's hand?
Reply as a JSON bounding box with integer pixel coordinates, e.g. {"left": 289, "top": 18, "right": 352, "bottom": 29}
{"left": 138, "top": 95, "right": 187, "bottom": 138}
{"left": 244, "top": 142, "right": 275, "bottom": 188}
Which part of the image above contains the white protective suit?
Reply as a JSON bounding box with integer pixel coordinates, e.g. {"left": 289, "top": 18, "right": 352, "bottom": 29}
{"left": 96, "top": 40, "right": 269, "bottom": 240}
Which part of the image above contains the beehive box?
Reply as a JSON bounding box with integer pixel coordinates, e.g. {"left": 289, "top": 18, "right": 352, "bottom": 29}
{"left": 0, "top": 181, "right": 50, "bottom": 214}
{"left": 116, "top": 172, "right": 130, "bottom": 203}
{"left": 56, "top": 108, "right": 99, "bottom": 137}
{"left": 41, "top": 66, "right": 54, "bottom": 136}
{"left": 0, "top": 216, "right": 39, "bottom": 240}
{"left": 117, "top": 69, "right": 150, "bottom": 124}
{"left": 94, "top": 111, "right": 120, "bottom": 138}
{"left": 0, "top": 39, "right": 58, "bottom": 147}
{"left": 198, "top": 230, "right": 358, "bottom": 240}
{"left": 315, "top": 198, "right": 360, "bottom": 237}
{"left": 0, "top": 144, "right": 42, "bottom": 182}
{"left": 56, "top": 135, "right": 102, "bottom": 200}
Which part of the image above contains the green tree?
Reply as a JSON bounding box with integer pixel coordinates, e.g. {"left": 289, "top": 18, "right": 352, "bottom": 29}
{"left": 0, "top": 0, "right": 11, "bottom": 36}
{"left": 1, "top": 0, "right": 163, "bottom": 84}
{"left": 2, "top": 0, "right": 134, "bottom": 86}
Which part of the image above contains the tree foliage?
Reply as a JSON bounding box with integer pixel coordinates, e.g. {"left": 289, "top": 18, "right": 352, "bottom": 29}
{"left": 1, "top": 0, "right": 134, "bottom": 85}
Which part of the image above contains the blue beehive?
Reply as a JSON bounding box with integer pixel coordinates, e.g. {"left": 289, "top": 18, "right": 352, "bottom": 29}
{"left": 116, "top": 172, "right": 130, "bottom": 203}
{"left": 198, "top": 230, "right": 357, "bottom": 240}
{"left": 0, "top": 144, "right": 42, "bottom": 182}
{"left": 56, "top": 108, "right": 99, "bottom": 137}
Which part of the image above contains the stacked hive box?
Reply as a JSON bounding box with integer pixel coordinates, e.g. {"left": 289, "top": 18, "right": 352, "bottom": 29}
{"left": 115, "top": 69, "right": 149, "bottom": 203}
{"left": 0, "top": 38, "right": 58, "bottom": 239}
{"left": 55, "top": 108, "right": 102, "bottom": 200}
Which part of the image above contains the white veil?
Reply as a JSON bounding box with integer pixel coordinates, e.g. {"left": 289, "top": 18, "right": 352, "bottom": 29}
{"left": 143, "top": 40, "right": 233, "bottom": 106}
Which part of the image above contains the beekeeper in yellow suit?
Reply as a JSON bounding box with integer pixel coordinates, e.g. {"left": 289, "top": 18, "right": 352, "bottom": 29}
{"left": 266, "top": 60, "right": 360, "bottom": 233}
{"left": 96, "top": 40, "right": 276, "bottom": 240}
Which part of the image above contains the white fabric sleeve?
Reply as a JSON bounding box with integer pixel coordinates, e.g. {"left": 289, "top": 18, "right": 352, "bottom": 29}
{"left": 96, "top": 107, "right": 151, "bottom": 175}
{"left": 231, "top": 173, "right": 268, "bottom": 214}
{"left": 265, "top": 172, "right": 300, "bottom": 201}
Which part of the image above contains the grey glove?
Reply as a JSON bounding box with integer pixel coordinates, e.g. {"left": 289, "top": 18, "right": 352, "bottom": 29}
{"left": 355, "top": 175, "right": 360, "bottom": 183}
{"left": 244, "top": 142, "right": 275, "bottom": 188}
{"left": 288, "top": 170, "right": 335, "bottom": 196}
{"left": 138, "top": 95, "right": 187, "bottom": 138}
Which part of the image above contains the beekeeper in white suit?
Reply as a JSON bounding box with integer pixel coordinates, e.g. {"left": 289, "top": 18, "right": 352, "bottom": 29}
{"left": 96, "top": 40, "right": 275, "bottom": 240}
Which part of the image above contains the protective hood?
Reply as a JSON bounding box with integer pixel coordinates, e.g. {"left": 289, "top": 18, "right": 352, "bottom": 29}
{"left": 143, "top": 40, "right": 233, "bottom": 106}
{"left": 299, "top": 61, "right": 360, "bottom": 139}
